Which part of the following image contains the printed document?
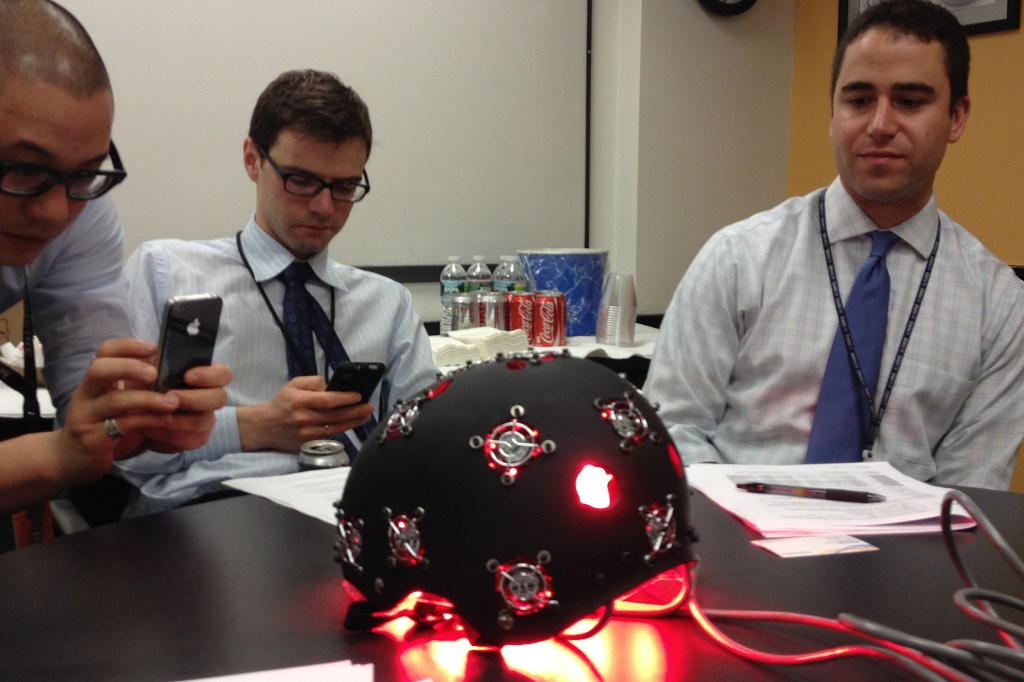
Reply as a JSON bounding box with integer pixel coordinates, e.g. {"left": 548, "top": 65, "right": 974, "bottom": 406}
{"left": 685, "top": 461, "right": 975, "bottom": 537}
{"left": 225, "top": 467, "right": 349, "bottom": 525}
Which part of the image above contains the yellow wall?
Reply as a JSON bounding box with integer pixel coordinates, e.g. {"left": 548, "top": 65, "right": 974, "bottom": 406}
{"left": 788, "top": 0, "right": 1024, "bottom": 267}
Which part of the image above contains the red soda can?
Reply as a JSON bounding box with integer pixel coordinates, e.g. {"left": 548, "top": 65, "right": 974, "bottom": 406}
{"left": 478, "top": 291, "right": 508, "bottom": 330}
{"left": 506, "top": 291, "right": 534, "bottom": 339}
{"left": 533, "top": 290, "right": 566, "bottom": 347}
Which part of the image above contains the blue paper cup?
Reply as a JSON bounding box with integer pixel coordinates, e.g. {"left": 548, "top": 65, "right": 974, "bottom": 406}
{"left": 518, "top": 249, "right": 608, "bottom": 337}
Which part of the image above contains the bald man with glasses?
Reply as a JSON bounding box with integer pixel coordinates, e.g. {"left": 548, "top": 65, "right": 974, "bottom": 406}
{"left": 0, "top": 0, "right": 230, "bottom": 520}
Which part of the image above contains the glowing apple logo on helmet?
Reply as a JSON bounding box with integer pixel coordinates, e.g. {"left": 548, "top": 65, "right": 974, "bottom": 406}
{"left": 576, "top": 464, "right": 615, "bottom": 510}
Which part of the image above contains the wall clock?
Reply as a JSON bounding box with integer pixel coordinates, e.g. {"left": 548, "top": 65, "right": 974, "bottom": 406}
{"left": 698, "top": 0, "right": 758, "bottom": 16}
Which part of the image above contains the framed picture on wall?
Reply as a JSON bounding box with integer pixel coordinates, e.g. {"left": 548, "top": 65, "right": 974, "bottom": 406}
{"left": 839, "top": 0, "right": 1021, "bottom": 38}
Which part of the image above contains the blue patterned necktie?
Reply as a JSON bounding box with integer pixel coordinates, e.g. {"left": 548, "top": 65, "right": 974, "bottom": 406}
{"left": 279, "top": 261, "right": 377, "bottom": 455}
{"left": 806, "top": 230, "right": 900, "bottom": 463}
{"left": 279, "top": 262, "right": 339, "bottom": 379}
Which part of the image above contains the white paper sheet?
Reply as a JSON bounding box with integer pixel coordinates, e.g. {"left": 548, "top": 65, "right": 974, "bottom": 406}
{"left": 751, "top": 534, "right": 878, "bottom": 557}
{"left": 177, "top": 660, "right": 373, "bottom": 682}
{"left": 224, "top": 467, "right": 349, "bottom": 525}
{"left": 685, "top": 461, "right": 975, "bottom": 537}
{"left": 0, "top": 384, "right": 55, "bottom": 418}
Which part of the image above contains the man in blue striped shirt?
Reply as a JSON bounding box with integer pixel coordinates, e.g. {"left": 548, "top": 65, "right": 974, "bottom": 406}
{"left": 645, "top": 0, "right": 1024, "bottom": 489}
{"left": 117, "top": 70, "right": 438, "bottom": 516}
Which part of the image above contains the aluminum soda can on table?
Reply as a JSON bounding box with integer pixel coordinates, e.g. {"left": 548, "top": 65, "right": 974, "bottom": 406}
{"left": 450, "top": 292, "right": 479, "bottom": 331}
{"left": 506, "top": 291, "right": 534, "bottom": 339}
{"left": 533, "top": 290, "right": 566, "bottom": 347}
{"left": 478, "top": 291, "right": 508, "bottom": 330}
{"left": 298, "top": 439, "right": 349, "bottom": 470}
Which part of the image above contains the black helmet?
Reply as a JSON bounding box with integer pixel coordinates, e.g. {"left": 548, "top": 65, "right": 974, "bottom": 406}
{"left": 335, "top": 352, "right": 696, "bottom": 646}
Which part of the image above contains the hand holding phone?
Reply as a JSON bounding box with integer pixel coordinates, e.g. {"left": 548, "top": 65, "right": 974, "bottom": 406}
{"left": 155, "top": 293, "right": 222, "bottom": 392}
{"left": 326, "top": 361, "right": 385, "bottom": 403}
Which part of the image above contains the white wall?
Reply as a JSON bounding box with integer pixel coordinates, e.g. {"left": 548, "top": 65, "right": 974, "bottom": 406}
{"left": 59, "top": 1, "right": 588, "bottom": 273}
{"left": 590, "top": 0, "right": 794, "bottom": 315}
{"left": 59, "top": 0, "right": 795, "bottom": 323}
{"left": 590, "top": 1, "right": 643, "bottom": 281}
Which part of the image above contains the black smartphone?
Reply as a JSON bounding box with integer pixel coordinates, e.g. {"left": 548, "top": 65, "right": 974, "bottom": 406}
{"left": 155, "top": 293, "right": 222, "bottom": 392}
{"left": 326, "top": 361, "right": 386, "bottom": 403}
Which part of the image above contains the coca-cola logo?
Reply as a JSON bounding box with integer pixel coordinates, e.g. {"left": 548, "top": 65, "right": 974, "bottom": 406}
{"left": 517, "top": 299, "right": 533, "bottom": 321}
{"left": 537, "top": 302, "right": 557, "bottom": 343}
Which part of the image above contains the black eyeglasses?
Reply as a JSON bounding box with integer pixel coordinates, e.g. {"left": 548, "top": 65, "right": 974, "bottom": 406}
{"left": 256, "top": 144, "right": 370, "bottom": 203}
{"left": 0, "top": 141, "right": 127, "bottom": 201}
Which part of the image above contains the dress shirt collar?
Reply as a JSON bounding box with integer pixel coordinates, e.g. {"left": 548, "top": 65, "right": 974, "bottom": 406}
{"left": 239, "top": 218, "right": 349, "bottom": 292}
{"left": 823, "top": 177, "right": 940, "bottom": 259}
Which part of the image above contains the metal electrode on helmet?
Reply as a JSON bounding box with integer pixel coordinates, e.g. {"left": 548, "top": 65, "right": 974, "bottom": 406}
{"left": 334, "top": 352, "right": 697, "bottom": 646}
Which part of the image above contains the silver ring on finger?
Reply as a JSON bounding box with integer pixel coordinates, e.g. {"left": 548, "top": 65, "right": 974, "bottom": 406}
{"left": 104, "top": 417, "right": 124, "bottom": 439}
{"left": 323, "top": 424, "right": 331, "bottom": 437}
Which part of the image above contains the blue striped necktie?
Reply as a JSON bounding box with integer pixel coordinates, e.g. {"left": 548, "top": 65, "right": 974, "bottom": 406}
{"left": 806, "top": 230, "right": 900, "bottom": 463}
{"left": 279, "top": 261, "right": 377, "bottom": 455}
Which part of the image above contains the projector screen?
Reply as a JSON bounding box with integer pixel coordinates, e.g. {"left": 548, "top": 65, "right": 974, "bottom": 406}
{"left": 60, "top": 1, "right": 589, "bottom": 277}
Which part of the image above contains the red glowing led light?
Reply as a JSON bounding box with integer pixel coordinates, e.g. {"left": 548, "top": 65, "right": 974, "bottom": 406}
{"left": 375, "top": 569, "right": 693, "bottom": 682}
{"left": 667, "top": 442, "right": 683, "bottom": 479}
{"left": 614, "top": 566, "right": 691, "bottom": 616}
{"left": 427, "top": 379, "right": 452, "bottom": 399}
{"left": 575, "top": 464, "right": 615, "bottom": 509}
{"left": 400, "top": 639, "right": 472, "bottom": 682}
{"left": 374, "top": 616, "right": 418, "bottom": 642}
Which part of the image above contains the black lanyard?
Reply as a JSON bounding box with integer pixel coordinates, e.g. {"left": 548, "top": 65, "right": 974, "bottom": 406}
{"left": 817, "top": 191, "right": 940, "bottom": 453}
{"left": 235, "top": 231, "right": 335, "bottom": 382}
{"left": 20, "top": 271, "right": 41, "bottom": 417}
{"left": 0, "top": 272, "right": 43, "bottom": 416}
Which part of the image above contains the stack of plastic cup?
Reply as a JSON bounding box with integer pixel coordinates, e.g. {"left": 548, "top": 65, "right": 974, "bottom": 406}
{"left": 596, "top": 273, "right": 637, "bottom": 346}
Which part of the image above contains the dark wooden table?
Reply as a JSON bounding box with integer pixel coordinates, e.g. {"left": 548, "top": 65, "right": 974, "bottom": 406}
{"left": 1, "top": 484, "right": 1021, "bottom": 681}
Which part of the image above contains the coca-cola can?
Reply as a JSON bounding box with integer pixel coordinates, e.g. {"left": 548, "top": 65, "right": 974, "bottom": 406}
{"left": 506, "top": 291, "right": 534, "bottom": 339}
{"left": 533, "top": 290, "right": 566, "bottom": 347}
{"left": 450, "top": 292, "right": 479, "bottom": 331}
{"left": 478, "top": 291, "right": 508, "bottom": 330}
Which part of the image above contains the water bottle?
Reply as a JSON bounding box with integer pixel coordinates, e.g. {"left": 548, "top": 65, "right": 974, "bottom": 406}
{"left": 507, "top": 256, "right": 528, "bottom": 292}
{"left": 439, "top": 255, "right": 467, "bottom": 335}
{"left": 466, "top": 255, "right": 492, "bottom": 292}
{"left": 492, "top": 255, "right": 528, "bottom": 293}
{"left": 491, "top": 255, "right": 511, "bottom": 292}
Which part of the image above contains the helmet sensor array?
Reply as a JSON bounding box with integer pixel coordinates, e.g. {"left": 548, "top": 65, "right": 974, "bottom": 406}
{"left": 335, "top": 352, "right": 696, "bottom": 646}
